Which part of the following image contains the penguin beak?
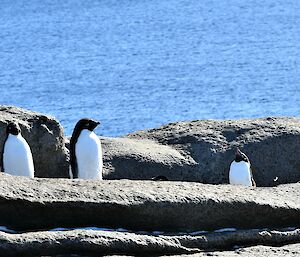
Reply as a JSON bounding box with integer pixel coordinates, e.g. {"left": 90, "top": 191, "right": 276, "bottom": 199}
{"left": 89, "top": 120, "right": 100, "bottom": 130}
{"left": 235, "top": 148, "right": 242, "bottom": 157}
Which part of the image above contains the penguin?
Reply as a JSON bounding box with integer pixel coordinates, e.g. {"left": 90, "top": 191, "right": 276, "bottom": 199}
{"left": 151, "top": 175, "right": 169, "bottom": 181}
{"left": 1, "top": 122, "right": 35, "bottom": 178}
{"left": 229, "top": 148, "right": 256, "bottom": 187}
{"left": 70, "top": 118, "right": 102, "bottom": 179}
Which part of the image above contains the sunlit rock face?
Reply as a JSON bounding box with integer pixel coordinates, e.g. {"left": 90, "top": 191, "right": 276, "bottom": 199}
{"left": 0, "top": 106, "right": 69, "bottom": 178}
{"left": 100, "top": 117, "right": 300, "bottom": 186}
{"left": 0, "top": 173, "right": 298, "bottom": 231}
{"left": 0, "top": 173, "right": 299, "bottom": 256}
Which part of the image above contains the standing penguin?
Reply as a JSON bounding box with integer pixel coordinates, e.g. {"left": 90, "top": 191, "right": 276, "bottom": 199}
{"left": 229, "top": 148, "right": 256, "bottom": 187}
{"left": 70, "top": 118, "right": 102, "bottom": 179}
{"left": 1, "top": 122, "right": 35, "bottom": 178}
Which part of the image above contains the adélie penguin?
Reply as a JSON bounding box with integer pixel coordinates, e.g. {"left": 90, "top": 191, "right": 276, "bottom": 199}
{"left": 151, "top": 175, "right": 169, "bottom": 181}
{"left": 229, "top": 148, "right": 256, "bottom": 187}
{"left": 1, "top": 122, "right": 35, "bottom": 177}
{"left": 70, "top": 118, "right": 102, "bottom": 179}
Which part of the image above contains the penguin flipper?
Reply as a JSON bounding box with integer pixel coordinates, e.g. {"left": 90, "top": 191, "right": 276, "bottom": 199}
{"left": 70, "top": 155, "right": 78, "bottom": 179}
{"left": 0, "top": 135, "right": 8, "bottom": 173}
{"left": 250, "top": 168, "right": 256, "bottom": 187}
{"left": 69, "top": 137, "right": 78, "bottom": 179}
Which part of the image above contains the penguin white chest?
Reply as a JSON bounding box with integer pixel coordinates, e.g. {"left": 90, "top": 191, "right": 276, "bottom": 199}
{"left": 75, "top": 129, "right": 103, "bottom": 179}
{"left": 229, "top": 161, "right": 252, "bottom": 186}
{"left": 3, "top": 134, "right": 35, "bottom": 178}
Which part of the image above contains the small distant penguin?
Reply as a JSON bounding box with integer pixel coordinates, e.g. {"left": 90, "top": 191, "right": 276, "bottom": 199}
{"left": 70, "top": 118, "right": 102, "bottom": 179}
{"left": 1, "top": 122, "right": 35, "bottom": 177}
{"left": 229, "top": 148, "right": 256, "bottom": 187}
{"left": 151, "top": 175, "right": 169, "bottom": 181}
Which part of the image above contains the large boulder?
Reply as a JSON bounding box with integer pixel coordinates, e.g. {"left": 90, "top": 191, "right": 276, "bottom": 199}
{"left": 0, "top": 174, "right": 298, "bottom": 231}
{"left": 103, "top": 117, "right": 300, "bottom": 186}
{"left": 0, "top": 106, "right": 69, "bottom": 178}
{"left": 102, "top": 137, "right": 197, "bottom": 180}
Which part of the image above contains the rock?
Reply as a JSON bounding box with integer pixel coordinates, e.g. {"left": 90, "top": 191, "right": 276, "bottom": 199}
{"left": 0, "top": 230, "right": 197, "bottom": 256}
{"left": 0, "top": 174, "right": 298, "bottom": 231}
{"left": 0, "top": 106, "right": 69, "bottom": 178}
{"left": 0, "top": 228, "right": 299, "bottom": 256}
{"left": 164, "top": 243, "right": 300, "bottom": 257}
{"left": 119, "top": 117, "right": 300, "bottom": 186}
{"left": 65, "top": 136, "right": 197, "bottom": 180}
{"left": 66, "top": 117, "right": 300, "bottom": 186}
{"left": 101, "top": 137, "right": 197, "bottom": 180}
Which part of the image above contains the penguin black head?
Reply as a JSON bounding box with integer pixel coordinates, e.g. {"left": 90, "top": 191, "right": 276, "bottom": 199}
{"left": 75, "top": 118, "right": 100, "bottom": 132}
{"left": 6, "top": 122, "right": 21, "bottom": 136}
{"left": 235, "top": 148, "right": 249, "bottom": 163}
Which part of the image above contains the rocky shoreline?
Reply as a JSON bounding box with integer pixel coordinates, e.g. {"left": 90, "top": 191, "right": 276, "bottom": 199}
{"left": 0, "top": 106, "right": 299, "bottom": 256}
{"left": 2, "top": 105, "right": 300, "bottom": 185}
{"left": 0, "top": 173, "right": 299, "bottom": 256}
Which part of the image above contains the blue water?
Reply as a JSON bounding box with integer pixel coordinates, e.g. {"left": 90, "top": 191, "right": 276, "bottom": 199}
{"left": 0, "top": 0, "right": 299, "bottom": 136}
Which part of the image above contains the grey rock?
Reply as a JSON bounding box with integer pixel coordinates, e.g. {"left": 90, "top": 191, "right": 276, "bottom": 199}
{"left": 164, "top": 243, "right": 300, "bottom": 257}
{"left": 66, "top": 117, "right": 300, "bottom": 186}
{"left": 0, "top": 173, "right": 299, "bottom": 231}
{"left": 0, "top": 106, "right": 69, "bottom": 178}
{"left": 0, "top": 228, "right": 299, "bottom": 256}
{"left": 101, "top": 137, "right": 196, "bottom": 180}
{"left": 116, "top": 117, "right": 300, "bottom": 186}
{"left": 66, "top": 136, "right": 197, "bottom": 180}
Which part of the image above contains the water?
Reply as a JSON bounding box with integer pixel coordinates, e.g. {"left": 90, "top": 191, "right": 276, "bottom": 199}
{"left": 0, "top": 0, "right": 299, "bottom": 136}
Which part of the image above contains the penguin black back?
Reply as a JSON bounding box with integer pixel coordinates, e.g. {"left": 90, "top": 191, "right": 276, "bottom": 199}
{"left": 1, "top": 122, "right": 21, "bottom": 173}
{"left": 70, "top": 118, "right": 100, "bottom": 178}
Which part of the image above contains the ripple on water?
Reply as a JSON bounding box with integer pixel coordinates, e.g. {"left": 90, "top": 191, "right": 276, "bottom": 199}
{"left": 0, "top": 0, "right": 300, "bottom": 136}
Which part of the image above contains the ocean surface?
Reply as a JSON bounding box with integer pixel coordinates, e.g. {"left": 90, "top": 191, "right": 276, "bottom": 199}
{"left": 0, "top": 0, "right": 299, "bottom": 136}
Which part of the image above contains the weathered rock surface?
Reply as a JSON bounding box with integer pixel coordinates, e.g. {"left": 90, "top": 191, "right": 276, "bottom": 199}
{"left": 0, "top": 228, "right": 299, "bottom": 256}
{"left": 0, "top": 174, "right": 299, "bottom": 231}
{"left": 164, "top": 243, "right": 300, "bottom": 257}
{"left": 101, "top": 137, "right": 196, "bottom": 180}
{"left": 102, "top": 117, "right": 300, "bottom": 186}
{"left": 0, "top": 106, "right": 69, "bottom": 178}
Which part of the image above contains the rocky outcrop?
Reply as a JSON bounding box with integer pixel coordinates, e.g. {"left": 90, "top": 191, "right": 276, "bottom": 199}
{"left": 0, "top": 106, "right": 299, "bottom": 186}
{"left": 64, "top": 117, "right": 300, "bottom": 186}
{"left": 0, "top": 106, "right": 69, "bottom": 178}
{"left": 0, "top": 228, "right": 299, "bottom": 256}
{"left": 0, "top": 174, "right": 298, "bottom": 231}
{"left": 102, "top": 118, "right": 300, "bottom": 186}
